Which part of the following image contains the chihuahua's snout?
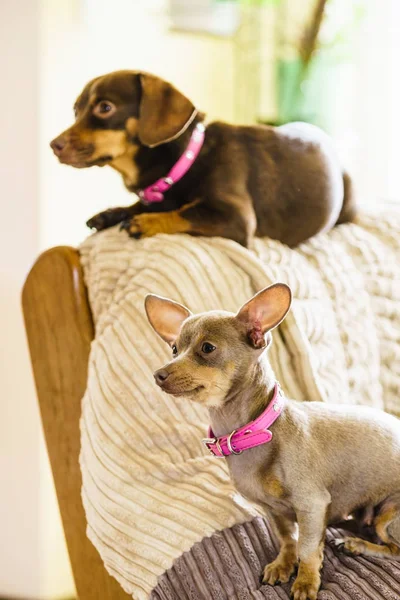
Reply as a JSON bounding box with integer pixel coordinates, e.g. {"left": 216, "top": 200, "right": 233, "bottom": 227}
{"left": 154, "top": 368, "right": 170, "bottom": 387}
{"left": 50, "top": 136, "right": 66, "bottom": 156}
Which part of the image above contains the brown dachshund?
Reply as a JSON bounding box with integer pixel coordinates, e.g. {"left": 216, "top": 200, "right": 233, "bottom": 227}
{"left": 50, "top": 70, "right": 356, "bottom": 247}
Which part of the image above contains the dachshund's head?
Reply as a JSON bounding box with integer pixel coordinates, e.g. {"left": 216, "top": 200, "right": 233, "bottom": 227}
{"left": 50, "top": 70, "right": 198, "bottom": 185}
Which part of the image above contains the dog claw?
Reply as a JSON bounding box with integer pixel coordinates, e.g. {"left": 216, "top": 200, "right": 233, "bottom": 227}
{"left": 86, "top": 219, "right": 96, "bottom": 230}
{"left": 119, "top": 219, "right": 130, "bottom": 231}
{"left": 290, "top": 570, "right": 320, "bottom": 600}
{"left": 87, "top": 208, "right": 131, "bottom": 231}
{"left": 333, "top": 539, "right": 345, "bottom": 551}
{"left": 333, "top": 538, "right": 358, "bottom": 555}
{"left": 333, "top": 537, "right": 365, "bottom": 556}
{"left": 262, "top": 557, "right": 297, "bottom": 587}
{"left": 87, "top": 216, "right": 105, "bottom": 231}
{"left": 120, "top": 218, "right": 142, "bottom": 238}
{"left": 291, "top": 582, "right": 319, "bottom": 600}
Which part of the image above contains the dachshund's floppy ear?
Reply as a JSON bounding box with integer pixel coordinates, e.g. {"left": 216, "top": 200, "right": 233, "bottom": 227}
{"left": 138, "top": 73, "right": 197, "bottom": 147}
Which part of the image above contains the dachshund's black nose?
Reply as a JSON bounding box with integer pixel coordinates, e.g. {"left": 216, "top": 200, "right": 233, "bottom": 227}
{"left": 154, "top": 369, "right": 170, "bottom": 386}
{"left": 50, "top": 136, "right": 66, "bottom": 156}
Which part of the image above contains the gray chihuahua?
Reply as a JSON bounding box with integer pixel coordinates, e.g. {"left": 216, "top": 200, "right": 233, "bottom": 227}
{"left": 145, "top": 283, "right": 400, "bottom": 600}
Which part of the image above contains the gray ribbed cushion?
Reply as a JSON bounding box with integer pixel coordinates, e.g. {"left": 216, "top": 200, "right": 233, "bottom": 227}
{"left": 151, "top": 517, "right": 400, "bottom": 600}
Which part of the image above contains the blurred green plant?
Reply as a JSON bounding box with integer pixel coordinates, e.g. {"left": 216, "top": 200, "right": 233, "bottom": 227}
{"left": 216, "top": 0, "right": 365, "bottom": 127}
{"left": 275, "top": 0, "right": 365, "bottom": 126}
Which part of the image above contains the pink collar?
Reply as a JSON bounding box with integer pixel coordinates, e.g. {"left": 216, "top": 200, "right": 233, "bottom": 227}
{"left": 202, "top": 383, "right": 284, "bottom": 457}
{"left": 138, "top": 122, "right": 206, "bottom": 204}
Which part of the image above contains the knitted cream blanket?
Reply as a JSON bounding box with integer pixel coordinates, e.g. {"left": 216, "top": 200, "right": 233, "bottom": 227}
{"left": 79, "top": 212, "right": 400, "bottom": 599}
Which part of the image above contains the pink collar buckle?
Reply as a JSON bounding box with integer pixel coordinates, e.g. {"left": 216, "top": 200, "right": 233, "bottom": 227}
{"left": 138, "top": 122, "right": 206, "bottom": 205}
{"left": 202, "top": 383, "right": 284, "bottom": 457}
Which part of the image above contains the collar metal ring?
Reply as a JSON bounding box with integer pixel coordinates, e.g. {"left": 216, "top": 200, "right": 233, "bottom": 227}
{"left": 227, "top": 429, "right": 242, "bottom": 455}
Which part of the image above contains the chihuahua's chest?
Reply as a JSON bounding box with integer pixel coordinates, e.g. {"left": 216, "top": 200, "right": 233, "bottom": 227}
{"left": 227, "top": 450, "right": 294, "bottom": 517}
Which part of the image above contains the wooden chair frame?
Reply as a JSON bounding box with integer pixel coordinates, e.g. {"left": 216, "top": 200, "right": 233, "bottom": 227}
{"left": 22, "top": 247, "right": 131, "bottom": 600}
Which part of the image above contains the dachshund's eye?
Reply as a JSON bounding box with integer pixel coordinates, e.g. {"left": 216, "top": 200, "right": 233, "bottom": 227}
{"left": 73, "top": 106, "right": 78, "bottom": 118}
{"left": 172, "top": 344, "right": 178, "bottom": 356}
{"left": 93, "top": 101, "right": 116, "bottom": 119}
{"left": 202, "top": 342, "right": 216, "bottom": 354}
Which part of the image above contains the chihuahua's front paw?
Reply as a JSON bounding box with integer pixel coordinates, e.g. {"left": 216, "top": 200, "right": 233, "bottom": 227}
{"left": 334, "top": 537, "right": 365, "bottom": 556}
{"left": 87, "top": 207, "right": 131, "bottom": 231}
{"left": 291, "top": 573, "right": 320, "bottom": 600}
{"left": 262, "top": 553, "right": 298, "bottom": 585}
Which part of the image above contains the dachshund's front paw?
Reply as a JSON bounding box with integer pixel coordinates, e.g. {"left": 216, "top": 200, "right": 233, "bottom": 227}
{"left": 262, "top": 553, "right": 298, "bottom": 585}
{"left": 87, "top": 207, "right": 131, "bottom": 231}
{"left": 120, "top": 213, "right": 182, "bottom": 238}
{"left": 120, "top": 217, "right": 142, "bottom": 238}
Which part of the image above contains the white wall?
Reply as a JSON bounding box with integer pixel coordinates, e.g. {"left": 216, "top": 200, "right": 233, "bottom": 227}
{"left": 383, "top": 0, "right": 400, "bottom": 203}
{"left": 348, "top": 0, "right": 394, "bottom": 207}
{"left": 0, "top": 0, "right": 75, "bottom": 598}
{"left": 312, "top": 0, "right": 400, "bottom": 207}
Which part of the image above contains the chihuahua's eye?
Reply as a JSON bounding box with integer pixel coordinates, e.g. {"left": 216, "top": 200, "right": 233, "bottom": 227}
{"left": 93, "top": 100, "right": 116, "bottom": 119}
{"left": 73, "top": 106, "right": 78, "bottom": 118}
{"left": 202, "top": 342, "right": 216, "bottom": 354}
{"left": 172, "top": 344, "right": 178, "bottom": 356}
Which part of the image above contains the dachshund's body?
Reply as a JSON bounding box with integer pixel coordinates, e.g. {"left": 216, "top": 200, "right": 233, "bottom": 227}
{"left": 51, "top": 70, "right": 356, "bottom": 247}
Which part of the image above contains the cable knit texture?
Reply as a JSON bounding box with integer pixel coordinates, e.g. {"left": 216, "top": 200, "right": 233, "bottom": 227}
{"left": 79, "top": 212, "right": 400, "bottom": 599}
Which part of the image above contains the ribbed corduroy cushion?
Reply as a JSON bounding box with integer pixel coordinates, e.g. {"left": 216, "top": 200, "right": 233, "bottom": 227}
{"left": 152, "top": 518, "right": 400, "bottom": 600}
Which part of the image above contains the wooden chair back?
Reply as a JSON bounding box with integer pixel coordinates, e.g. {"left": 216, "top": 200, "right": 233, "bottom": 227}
{"left": 22, "top": 247, "right": 131, "bottom": 600}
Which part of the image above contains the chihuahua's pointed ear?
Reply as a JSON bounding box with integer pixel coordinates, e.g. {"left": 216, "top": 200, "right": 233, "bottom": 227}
{"left": 145, "top": 294, "right": 192, "bottom": 344}
{"left": 236, "top": 283, "right": 292, "bottom": 349}
{"left": 138, "top": 73, "right": 197, "bottom": 147}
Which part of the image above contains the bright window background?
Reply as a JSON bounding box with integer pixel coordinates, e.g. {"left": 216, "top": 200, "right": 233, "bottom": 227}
{"left": 40, "top": 0, "right": 400, "bottom": 254}
{"left": 344, "top": 0, "right": 400, "bottom": 207}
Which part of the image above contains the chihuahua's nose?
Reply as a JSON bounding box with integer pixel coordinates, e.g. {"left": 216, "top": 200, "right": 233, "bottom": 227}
{"left": 154, "top": 369, "right": 170, "bottom": 386}
{"left": 50, "top": 136, "right": 66, "bottom": 156}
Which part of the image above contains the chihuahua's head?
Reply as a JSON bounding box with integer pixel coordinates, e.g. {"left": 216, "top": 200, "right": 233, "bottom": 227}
{"left": 145, "top": 283, "right": 291, "bottom": 408}
{"left": 50, "top": 70, "right": 198, "bottom": 184}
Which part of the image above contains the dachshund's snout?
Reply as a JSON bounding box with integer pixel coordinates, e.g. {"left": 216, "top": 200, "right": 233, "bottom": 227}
{"left": 50, "top": 136, "right": 66, "bottom": 156}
